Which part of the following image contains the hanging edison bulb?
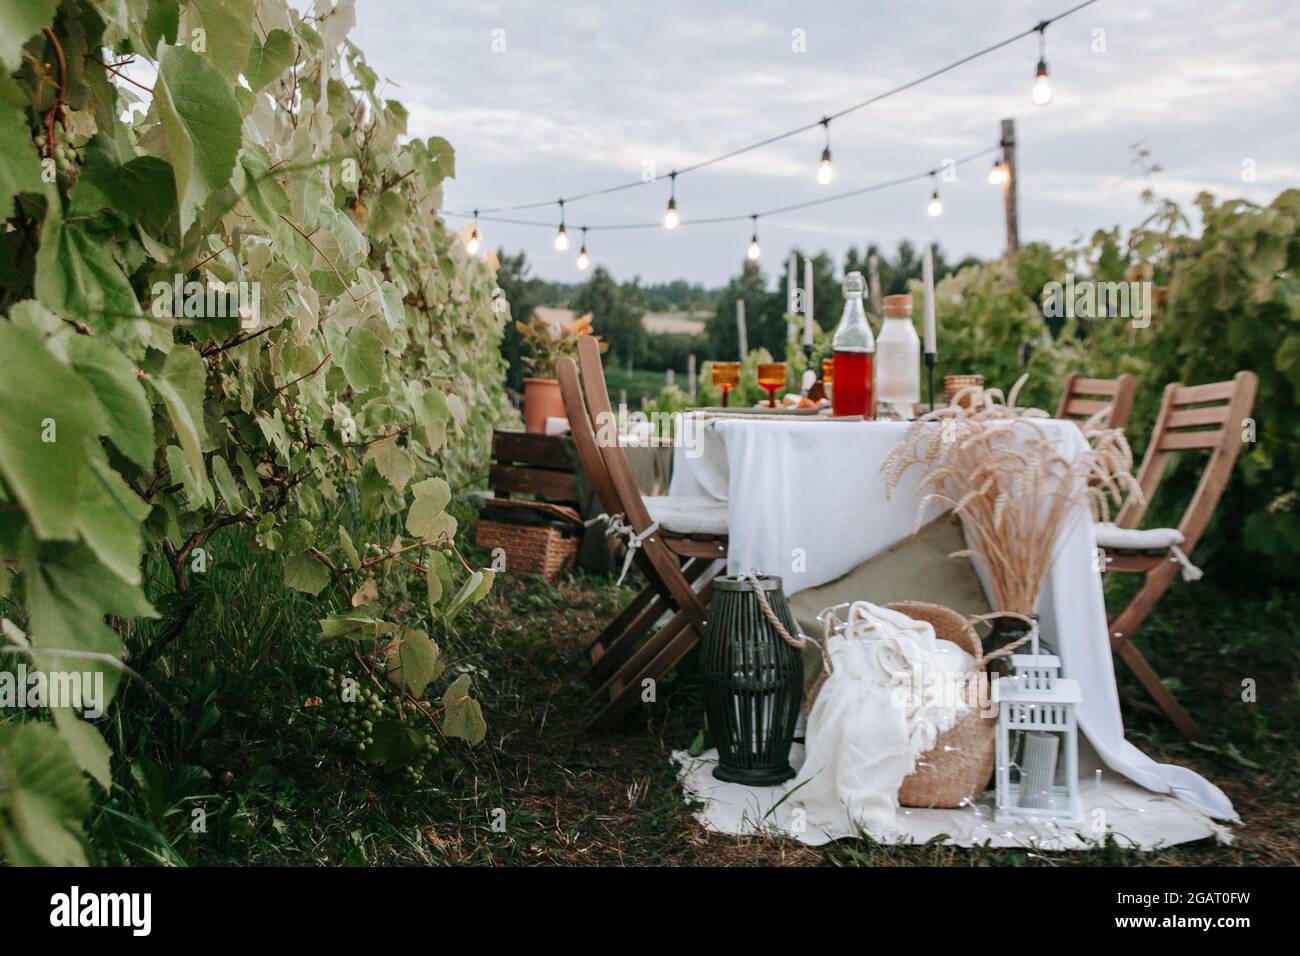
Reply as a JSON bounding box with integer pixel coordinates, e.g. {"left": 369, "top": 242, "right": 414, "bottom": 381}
{"left": 466, "top": 225, "right": 481, "bottom": 254}
{"left": 927, "top": 189, "right": 943, "bottom": 218}
{"left": 1032, "top": 23, "right": 1052, "bottom": 107}
{"left": 816, "top": 118, "right": 833, "bottom": 186}
{"left": 747, "top": 215, "right": 761, "bottom": 260}
{"left": 664, "top": 171, "right": 680, "bottom": 229}
{"left": 576, "top": 228, "right": 590, "bottom": 270}
{"left": 988, "top": 159, "right": 1008, "bottom": 186}
{"left": 554, "top": 200, "right": 569, "bottom": 251}
{"left": 1033, "top": 59, "right": 1052, "bottom": 106}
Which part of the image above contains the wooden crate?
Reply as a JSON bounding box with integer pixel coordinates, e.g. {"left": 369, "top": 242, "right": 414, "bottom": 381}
{"left": 487, "top": 430, "right": 579, "bottom": 504}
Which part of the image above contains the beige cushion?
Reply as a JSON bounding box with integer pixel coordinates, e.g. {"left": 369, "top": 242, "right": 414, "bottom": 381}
{"left": 788, "top": 516, "right": 991, "bottom": 694}
{"left": 1094, "top": 522, "right": 1184, "bottom": 550}
{"left": 643, "top": 495, "right": 728, "bottom": 536}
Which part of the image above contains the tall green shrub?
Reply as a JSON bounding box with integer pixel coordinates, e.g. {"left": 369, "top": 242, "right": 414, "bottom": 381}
{"left": 0, "top": 0, "right": 511, "bottom": 864}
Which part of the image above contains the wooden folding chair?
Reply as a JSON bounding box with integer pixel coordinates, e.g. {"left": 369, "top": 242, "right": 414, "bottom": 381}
{"left": 1057, "top": 372, "right": 1137, "bottom": 433}
{"left": 1100, "top": 371, "right": 1258, "bottom": 738}
{"left": 560, "top": 337, "right": 728, "bottom": 730}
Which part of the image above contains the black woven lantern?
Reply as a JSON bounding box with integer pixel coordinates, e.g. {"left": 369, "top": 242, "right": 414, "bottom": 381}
{"left": 700, "top": 574, "right": 804, "bottom": 785}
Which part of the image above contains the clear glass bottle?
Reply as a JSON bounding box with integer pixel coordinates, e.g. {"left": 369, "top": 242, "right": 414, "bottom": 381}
{"left": 876, "top": 293, "right": 921, "bottom": 408}
{"left": 831, "top": 271, "right": 875, "bottom": 418}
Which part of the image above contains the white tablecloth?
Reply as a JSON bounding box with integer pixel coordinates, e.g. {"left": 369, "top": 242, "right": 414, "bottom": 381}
{"left": 669, "top": 417, "right": 1237, "bottom": 822}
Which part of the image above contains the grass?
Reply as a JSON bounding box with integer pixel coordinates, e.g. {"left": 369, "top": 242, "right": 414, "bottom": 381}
{"left": 13, "top": 509, "right": 1296, "bottom": 866}
{"left": 603, "top": 367, "right": 672, "bottom": 409}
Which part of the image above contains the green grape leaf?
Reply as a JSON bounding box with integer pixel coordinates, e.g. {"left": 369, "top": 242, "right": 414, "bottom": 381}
{"left": 210, "top": 455, "right": 245, "bottom": 511}
{"left": 319, "top": 613, "right": 397, "bottom": 640}
{"left": 363, "top": 718, "right": 424, "bottom": 769}
{"left": 149, "top": 348, "right": 211, "bottom": 504}
{"left": 365, "top": 433, "right": 414, "bottom": 491}
{"left": 283, "top": 552, "right": 329, "bottom": 595}
{"left": 0, "top": 89, "right": 44, "bottom": 207}
{"left": 245, "top": 27, "right": 295, "bottom": 92}
{"left": 339, "top": 325, "right": 385, "bottom": 392}
{"left": 0, "top": 323, "right": 105, "bottom": 540}
{"left": 0, "top": 0, "right": 58, "bottom": 72}
{"left": 440, "top": 674, "right": 486, "bottom": 745}
{"left": 52, "top": 708, "right": 112, "bottom": 791}
{"left": 190, "top": 0, "right": 255, "bottom": 82}
{"left": 153, "top": 44, "right": 242, "bottom": 235}
{"left": 404, "top": 477, "right": 450, "bottom": 537}
{"left": 425, "top": 549, "right": 450, "bottom": 609}
{"left": 444, "top": 569, "right": 482, "bottom": 623}
{"left": 337, "top": 526, "right": 361, "bottom": 569}
{"left": 65, "top": 334, "right": 155, "bottom": 469}
{"left": 34, "top": 200, "right": 142, "bottom": 329}
{"left": 75, "top": 453, "right": 150, "bottom": 585}
{"left": 384, "top": 627, "right": 443, "bottom": 697}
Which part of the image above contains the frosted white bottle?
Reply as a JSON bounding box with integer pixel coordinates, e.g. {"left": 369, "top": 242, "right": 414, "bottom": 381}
{"left": 875, "top": 293, "right": 921, "bottom": 409}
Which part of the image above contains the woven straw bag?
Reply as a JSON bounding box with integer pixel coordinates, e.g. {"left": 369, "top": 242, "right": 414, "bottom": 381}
{"left": 802, "top": 600, "right": 997, "bottom": 810}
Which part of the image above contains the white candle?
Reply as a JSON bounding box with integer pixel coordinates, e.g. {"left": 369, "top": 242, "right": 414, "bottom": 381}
{"left": 787, "top": 252, "right": 797, "bottom": 314}
{"left": 922, "top": 243, "right": 937, "bottom": 355}
{"left": 803, "top": 256, "right": 815, "bottom": 346}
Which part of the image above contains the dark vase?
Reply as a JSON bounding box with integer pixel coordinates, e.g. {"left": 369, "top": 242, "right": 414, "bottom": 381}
{"left": 983, "top": 612, "right": 1045, "bottom": 676}
{"left": 700, "top": 575, "right": 803, "bottom": 785}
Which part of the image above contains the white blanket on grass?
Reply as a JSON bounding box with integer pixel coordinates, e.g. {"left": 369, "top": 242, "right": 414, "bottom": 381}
{"left": 792, "top": 602, "right": 976, "bottom": 840}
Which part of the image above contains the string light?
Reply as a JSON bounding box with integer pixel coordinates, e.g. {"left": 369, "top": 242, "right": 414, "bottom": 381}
{"left": 817, "top": 118, "right": 834, "bottom": 187}
{"left": 442, "top": 1, "right": 1098, "bottom": 221}
{"left": 988, "top": 159, "right": 1009, "bottom": 186}
{"left": 577, "top": 227, "right": 590, "bottom": 270}
{"left": 663, "top": 172, "right": 680, "bottom": 230}
{"left": 554, "top": 200, "right": 569, "bottom": 251}
{"left": 1033, "top": 21, "right": 1053, "bottom": 106}
{"left": 465, "top": 209, "right": 481, "bottom": 254}
{"left": 927, "top": 174, "right": 943, "bottom": 217}
{"left": 747, "top": 215, "right": 761, "bottom": 260}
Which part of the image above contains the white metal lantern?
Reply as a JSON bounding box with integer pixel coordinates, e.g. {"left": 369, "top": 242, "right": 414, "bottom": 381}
{"left": 994, "top": 629, "right": 1082, "bottom": 827}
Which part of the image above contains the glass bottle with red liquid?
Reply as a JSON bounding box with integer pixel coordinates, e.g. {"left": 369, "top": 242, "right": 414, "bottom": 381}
{"left": 831, "top": 271, "right": 875, "bottom": 418}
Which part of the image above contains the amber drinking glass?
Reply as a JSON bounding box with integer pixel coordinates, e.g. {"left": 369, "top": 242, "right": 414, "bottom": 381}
{"left": 756, "top": 362, "right": 787, "bottom": 408}
{"left": 712, "top": 361, "right": 741, "bottom": 407}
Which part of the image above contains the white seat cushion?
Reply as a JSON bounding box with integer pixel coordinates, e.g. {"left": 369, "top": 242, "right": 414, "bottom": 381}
{"left": 1094, "top": 522, "right": 1185, "bottom": 550}
{"left": 643, "top": 495, "right": 728, "bottom": 536}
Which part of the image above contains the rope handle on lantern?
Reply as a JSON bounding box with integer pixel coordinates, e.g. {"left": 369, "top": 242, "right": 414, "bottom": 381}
{"left": 966, "top": 611, "right": 1040, "bottom": 670}
{"left": 745, "top": 573, "right": 834, "bottom": 677}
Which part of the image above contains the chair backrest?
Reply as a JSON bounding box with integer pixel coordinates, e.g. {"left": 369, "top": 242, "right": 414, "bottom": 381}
{"left": 557, "top": 356, "right": 622, "bottom": 518}
{"left": 1056, "top": 372, "right": 1137, "bottom": 433}
{"left": 1117, "top": 371, "right": 1258, "bottom": 554}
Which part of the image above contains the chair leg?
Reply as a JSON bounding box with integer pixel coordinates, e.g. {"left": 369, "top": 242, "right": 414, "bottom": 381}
{"left": 581, "top": 558, "right": 712, "bottom": 685}
{"left": 586, "top": 612, "right": 700, "bottom": 732}
{"left": 1107, "top": 560, "right": 1203, "bottom": 739}
{"left": 586, "top": 583, "right": 655, "bottom": 662}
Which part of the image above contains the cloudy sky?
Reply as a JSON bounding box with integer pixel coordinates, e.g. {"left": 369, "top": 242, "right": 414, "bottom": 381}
{"left": 352, "top": 0, "right": 1300, "bottom": 286}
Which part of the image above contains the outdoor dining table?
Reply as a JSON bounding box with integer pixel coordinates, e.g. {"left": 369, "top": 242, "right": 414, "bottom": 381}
{"left": 667, "top": 413, "right": 1236, "bottom": 821}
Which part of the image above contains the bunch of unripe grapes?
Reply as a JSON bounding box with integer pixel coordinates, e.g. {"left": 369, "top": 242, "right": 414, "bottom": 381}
{"left": 34, "top": 128, "right": 76, "bottom": 175}
{"left": 321, "top": 667, "right": 439, "bottom": 783}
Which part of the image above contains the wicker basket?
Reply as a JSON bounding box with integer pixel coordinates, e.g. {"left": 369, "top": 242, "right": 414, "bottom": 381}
{"left": 805, "top": 600, "right": 995, "bottom": 809}
{"left": 475, "top": 499, "right": 581, "bottom": 580}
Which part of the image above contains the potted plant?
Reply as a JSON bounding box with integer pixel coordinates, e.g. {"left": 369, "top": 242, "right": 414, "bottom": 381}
{"left": 515, "top": 311, "right": 601, "bottom": 433}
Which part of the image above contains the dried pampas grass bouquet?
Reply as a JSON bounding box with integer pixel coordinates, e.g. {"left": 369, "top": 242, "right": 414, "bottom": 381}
{"left": 881, "top": 374, "right": 1142, "bottom": 615}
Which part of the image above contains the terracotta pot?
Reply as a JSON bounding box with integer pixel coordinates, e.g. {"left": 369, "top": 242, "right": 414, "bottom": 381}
{"left": 523, "top": 376, "right": 565, "bottom": 434}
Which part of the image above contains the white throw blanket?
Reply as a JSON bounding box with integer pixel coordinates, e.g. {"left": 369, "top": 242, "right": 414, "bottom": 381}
{"left": 791, "top": 601, "right": 975, "bottom": 839}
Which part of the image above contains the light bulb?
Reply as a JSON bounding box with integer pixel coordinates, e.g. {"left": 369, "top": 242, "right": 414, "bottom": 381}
{"left": 1033, "top": 60, "right": 1052, "bottom": 106}
{"left": 817, "top": 147, "right": 834, "bottom": 186}
{"left": 927, "top": 191, "right": 943, "bottom": 218}
{"left": 554, "top": 225, "right": 569, "bottom": 251}
{"left": 466, "top": 227, "right": 481, "bottom": 254}
{"left": 747, "top": 236, "right": 761, "bottom": 260}
{"left": 577, "top": 247, "right": 589, "bottom": 270}
{"left": 988, "top": 161, "right": 1008, "bottom": 187}
{"left": 663, "top": 197, "right": 679, "bottom": 230}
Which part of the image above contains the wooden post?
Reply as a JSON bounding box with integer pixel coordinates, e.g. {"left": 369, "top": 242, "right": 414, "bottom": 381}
{"left": 665, "top": 368, "right": 675, "bottom": 389}
{"left": 1001, "top": 117, "right": 1020, "bottom": 256}
{"left": 868, "top": 254, "right": 883, "bottom": 316}
{"left": 687, "top": 354, "right": 697, "bottom": 401}
{"left": 736, "top": 298, "right": 748, "bottom": 359}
